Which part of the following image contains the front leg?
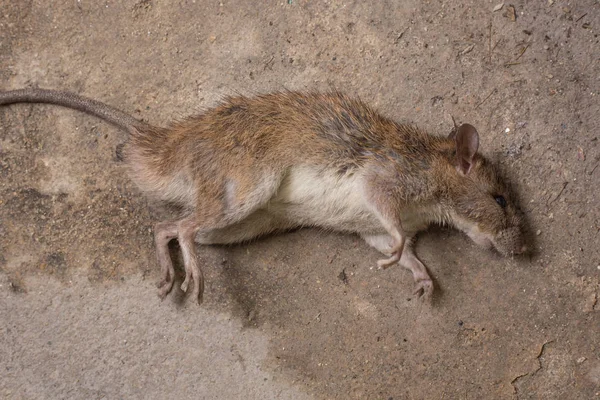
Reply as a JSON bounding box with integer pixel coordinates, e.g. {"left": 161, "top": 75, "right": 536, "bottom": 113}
{"left": 375, "top": 223, "right": 405, "bottom": 269}
{"left": 400, "top": 246, "right": 433, "bottom": 298}
{"left": 361, "top": 233, "right": 433, "bottom": 298}
{"left": 362, "top": 180, "right": 407, "bottom": 269}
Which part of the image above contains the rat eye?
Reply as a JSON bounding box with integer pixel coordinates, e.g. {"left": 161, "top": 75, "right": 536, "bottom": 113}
{"left": 494, "top": 195, "right": 507, "bottom": 208}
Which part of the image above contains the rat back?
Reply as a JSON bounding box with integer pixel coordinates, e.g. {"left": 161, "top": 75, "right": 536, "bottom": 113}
{"left": 125, "top": 92, "right": 441, "bottom": 235}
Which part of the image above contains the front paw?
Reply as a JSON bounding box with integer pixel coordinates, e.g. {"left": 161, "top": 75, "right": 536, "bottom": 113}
{"left": 413, "top": 279, "right": 434, "bottom": 298}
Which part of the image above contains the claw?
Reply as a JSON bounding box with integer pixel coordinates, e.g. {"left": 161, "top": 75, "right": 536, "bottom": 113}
{"left": 191, "top": 278, "right": 204, "bottom": 305}
{"left": 177, "top": 259, "right": 204, "bottom": 303}
{"left": 180, "top": 276, "right": 190, "bottom": 293}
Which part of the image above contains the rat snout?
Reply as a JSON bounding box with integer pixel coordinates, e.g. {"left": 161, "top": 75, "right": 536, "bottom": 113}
{"left": 493, "top": 227, "right": 527, "bottom": 257}
{"left": 515, "top": 244, "right": 528, "bottom": 255}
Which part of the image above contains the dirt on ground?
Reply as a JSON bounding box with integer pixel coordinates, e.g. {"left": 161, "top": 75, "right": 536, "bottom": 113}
{"left": 1, "top": 1, "right": 599, "bottom": 399}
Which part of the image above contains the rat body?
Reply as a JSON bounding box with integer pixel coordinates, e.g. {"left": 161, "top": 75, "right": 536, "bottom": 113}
{"left": 0, "top": 88, "right": 526, "bottom": 302}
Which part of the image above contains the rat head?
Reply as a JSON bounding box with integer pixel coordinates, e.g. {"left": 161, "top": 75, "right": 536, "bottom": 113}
{"left": 445, "top": 124, "right": 527, "bottom": 256}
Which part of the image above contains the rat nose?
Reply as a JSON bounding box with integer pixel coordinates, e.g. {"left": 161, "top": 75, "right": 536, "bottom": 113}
{"left": 515, "top": 244, "right": 528, "bottom": 255}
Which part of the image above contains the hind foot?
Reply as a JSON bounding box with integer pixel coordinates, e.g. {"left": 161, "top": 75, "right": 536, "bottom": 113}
{"left": 177, "top": 217, "right": 205, "bottom": 304}
{"left": 179, "top": 257, "right": 204, "bottom": 304}
{"left": 154, "top": 221, "right": 178, "bottom": 299}
{"left": 153, "top": 218, "right": 204, "bottom": 303}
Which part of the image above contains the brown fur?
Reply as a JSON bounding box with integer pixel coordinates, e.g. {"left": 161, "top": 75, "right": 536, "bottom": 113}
{"left": 1, "top": 89, "right": 526, "bottom": 303}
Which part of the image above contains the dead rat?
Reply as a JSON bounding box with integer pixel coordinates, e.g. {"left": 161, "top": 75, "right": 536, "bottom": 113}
{"left": 0, "top": 88, "right": 527, "bottom": 302}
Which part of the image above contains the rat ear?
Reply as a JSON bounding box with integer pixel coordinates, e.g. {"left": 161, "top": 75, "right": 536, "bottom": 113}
{"left": 454, "top": 124, "right": 479, "bottom": 175}
{"left": 448, "top": 116, "right": 459, "bottom": 140}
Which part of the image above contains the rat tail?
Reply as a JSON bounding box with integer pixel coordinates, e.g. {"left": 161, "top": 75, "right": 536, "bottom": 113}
{"left": 0, "top": 88, "right": 151, "bottom": 135}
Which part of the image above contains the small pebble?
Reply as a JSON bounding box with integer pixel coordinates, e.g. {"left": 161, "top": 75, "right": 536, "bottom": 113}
{"left": 576, "top": 356, "right": 586, "bottom": 364}
{"left": 536, "top": 230, "right": 542, "bottom": 236}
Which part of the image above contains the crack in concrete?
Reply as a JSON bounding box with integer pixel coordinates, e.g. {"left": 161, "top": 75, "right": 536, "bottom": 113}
{"left": 510, "top": 340, "right": 555, "bottom": 398}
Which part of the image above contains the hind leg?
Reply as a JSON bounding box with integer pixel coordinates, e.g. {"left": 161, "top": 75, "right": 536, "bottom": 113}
{"left": 155, "top": 216, "right": 207, "bottom": 304}
{"left": 177, "top": 217, "right": 205, "bottom": 302}
{"left": 162, "top": 210, "right": 290, "bottom": 303}
{"left": 157, "top": 171, "right": 286, "bottom": 303}
{"left": 155, "top": 221, "right": 178, "bottom": 299}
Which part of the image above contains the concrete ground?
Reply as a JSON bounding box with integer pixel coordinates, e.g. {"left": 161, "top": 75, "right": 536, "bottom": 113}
{"left": 1, "top": 1, "right": 599, "bottom": 399}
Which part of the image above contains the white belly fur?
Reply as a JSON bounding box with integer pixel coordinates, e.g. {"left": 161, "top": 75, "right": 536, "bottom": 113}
{"left": 195, "top": 166, "right": 444, "bottom": 245}
{"left": 267, "top": 165, "right": 443, "bottom": 235}
{"left": 267, "top": 165, "right": 381, "bottom": 233}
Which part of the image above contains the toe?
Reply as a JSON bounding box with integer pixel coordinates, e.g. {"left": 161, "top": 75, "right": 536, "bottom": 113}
{"left": 158, "top": 279, "right": 174, "bottom": 299}
{"left": 180, "top": 268, "right": 193, "bottom": 293}
{"left": 190, "top": 267, "right": 204, "bottom": 304}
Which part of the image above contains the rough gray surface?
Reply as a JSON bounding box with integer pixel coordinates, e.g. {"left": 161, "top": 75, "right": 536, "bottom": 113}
{"left": 0, "top": 274, "right": 312, "bottom": 400}
{"left": 1, "top": 1, "right": 599, "bottom": 399}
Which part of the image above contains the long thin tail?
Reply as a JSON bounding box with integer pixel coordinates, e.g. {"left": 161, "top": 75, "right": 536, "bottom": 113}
{"left": 0, "top": 88, "right": 150, "bottom": 134}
